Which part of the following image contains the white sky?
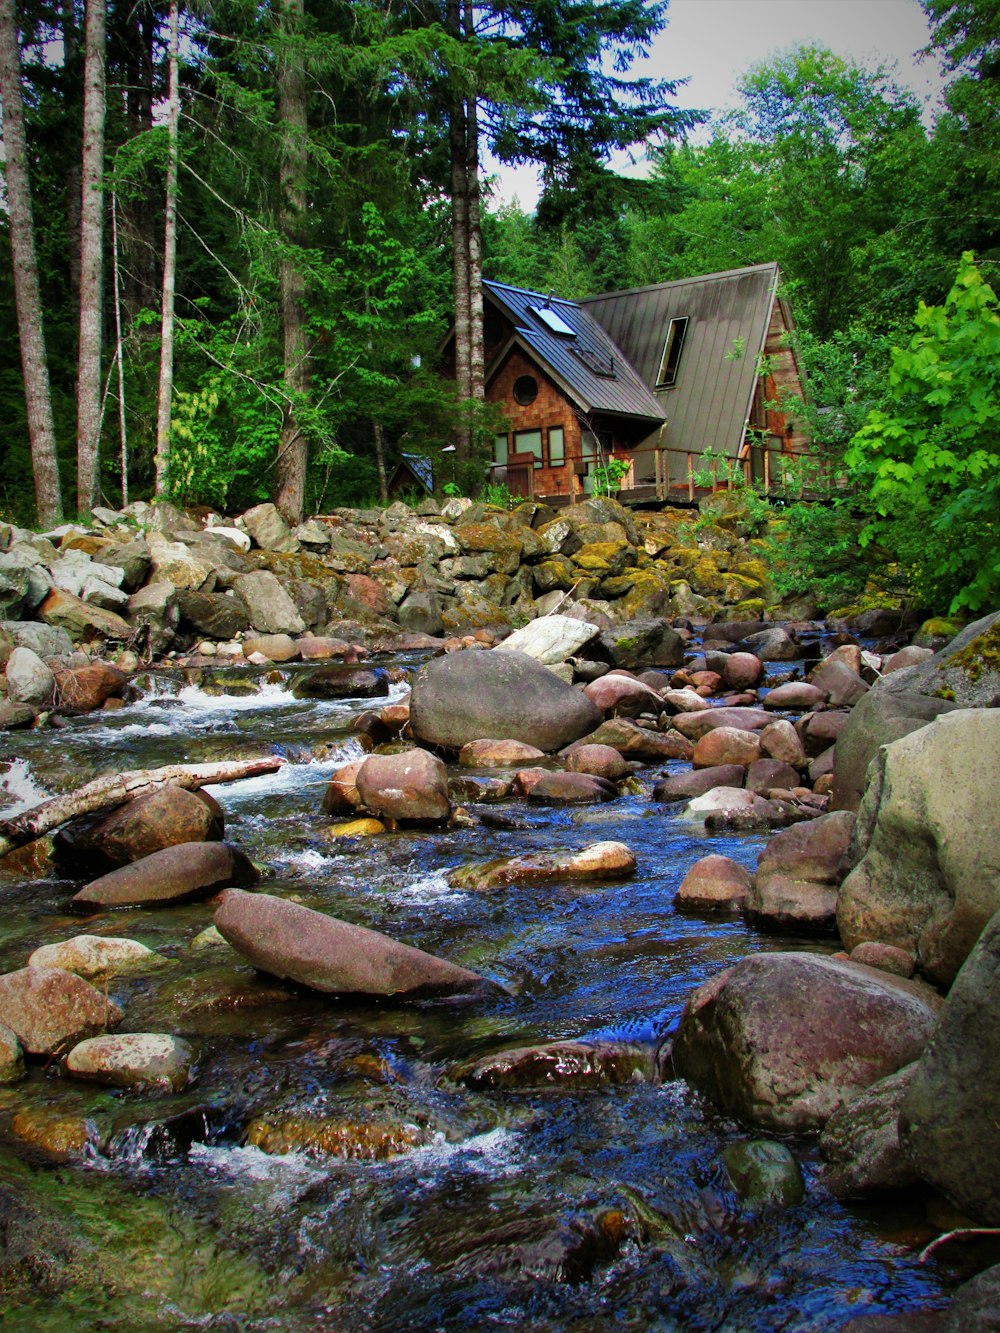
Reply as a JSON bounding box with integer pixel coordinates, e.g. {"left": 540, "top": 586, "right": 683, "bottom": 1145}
{"left": 489, "top": 0, "right": 951, "bottom": 208}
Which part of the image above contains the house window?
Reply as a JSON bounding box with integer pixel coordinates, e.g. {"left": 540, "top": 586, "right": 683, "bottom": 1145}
{"left": 514, "top": 429, "right": 543, "bottom": 468}
{"left": 656, "top": 316, "right": 689, "bottom": 388}
{"left": 513, "top": 374, "right": 538, "bottom": 406}
{"left": 548, "top": 426, "right": 564, "bottom": 467}
{"left": 528, "top": 304, "right": 577, "bottom": 338}
{"left": 494, "top": 434, "right": 508, "bottom": 465}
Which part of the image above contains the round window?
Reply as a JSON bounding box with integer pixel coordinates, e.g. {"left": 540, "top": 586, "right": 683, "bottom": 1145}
{"left": 513, "top": 375, "right": 538, "bottom": 406}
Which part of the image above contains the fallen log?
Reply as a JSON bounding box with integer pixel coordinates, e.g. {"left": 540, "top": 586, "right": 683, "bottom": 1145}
{"left": 0, "top": 757, "right": 285, "bottom": 859}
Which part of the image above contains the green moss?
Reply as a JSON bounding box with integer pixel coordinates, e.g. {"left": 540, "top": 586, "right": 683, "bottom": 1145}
{"left": 934, "top": 687, "right": 956, "bottom": 701}
{"left": 946, "top": 619, "right": 1000, "bottom": 683}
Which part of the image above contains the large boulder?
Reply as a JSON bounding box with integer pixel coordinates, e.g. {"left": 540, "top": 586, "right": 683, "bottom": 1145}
{"left": 356, "top": 749, "right": 451, "bottom": 823}
{"left": 583, "top": 673, "right": 664, "bottom": 717}
{"left": 830, "top": 608, "right": 1000, "bottom": 813}
{"left": 232, "top": 570, "right": 306, "bottom": 635}
{"left": 898, "top": 908, "right": 1000, "bottom": 1224}
{"left": 0, "top": 966, "right": 122, "bottom": 1055}
{"left": 51, "top": 661, "right": 127, "bottom": 713}
{"left": 409, "top": 648, "right": 601, "bottom": 752}
{"left": 214, "top": 887, "right": 500, "bottom": 999}
{"left": 596, "top": 619, "right": 685, "bottom": 670}
{"left": 4, "top": 646, "right": 54, "bottom": 706}
{"left": 837, "top": 710, "right": 1000, "bottom": 985}
{"left": 671, "top": 952, "right": 941, "bottom": 1132}
{"left": 73, "top": 841, "right": 258, "bottom": 908}
{"left": 744, "top": 810, "right": 855, "bottom": 933}
{"left": 494, "top": 614, "right": 599, "bottom": 665}
{"left": 61, "top": 785, "right": 224, "bottom": 868}
{"left": 819, "top": 1064, "right": 919, "bottom": 1198}
{"left": 37, "top": 587, "right": 132, "bottom": 642}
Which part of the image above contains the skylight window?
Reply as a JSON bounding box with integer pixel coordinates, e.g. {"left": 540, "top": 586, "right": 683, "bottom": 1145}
{"left": 656, "top": 316, "right": 689, "bottom": 388}
{"left": 528, "top": 304, "right": 576, "bottom": 338}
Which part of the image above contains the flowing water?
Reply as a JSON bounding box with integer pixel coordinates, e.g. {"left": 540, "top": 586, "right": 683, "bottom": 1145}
{"left": 0, "top": 660, "right": 955, "bottom": 1330}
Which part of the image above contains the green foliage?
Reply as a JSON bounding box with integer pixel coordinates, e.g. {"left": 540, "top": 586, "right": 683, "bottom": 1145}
{"left": 846, "top": 252, "right": 1000, "bottom": 613}
{"left": 590, "top": 456, "right": 631, "bottom": 496}
{"left": 478, "top": 479, "right": 515, "bottom": 508}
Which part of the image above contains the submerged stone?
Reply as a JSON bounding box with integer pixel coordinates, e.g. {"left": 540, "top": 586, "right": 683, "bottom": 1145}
{"left": 454, "top": 1040, "right": 656, "bottom": 1089}
{"left": 448, "top": 841, "right": 636, "bottom": 892}
{"left": 28, "top": 934, "right": 160, "bottom": 980}
{"left": 246, "top": 1114, "right": 426, "bottom": 1160}
{"left": 722, "top": 1140, "right": 805, "bottom": 1206}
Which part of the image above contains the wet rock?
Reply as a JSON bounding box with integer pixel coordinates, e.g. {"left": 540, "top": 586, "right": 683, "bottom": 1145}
{"left": 576, "top": 717, "right": 693, "bottom": 760}
{"left": 0, "top": 966, "right": 122, "bottom": 1055}
{"left": 232, "top": 570, "right": 306, "bottom": 635}
{"left": 430, "top": 1204, "right": 624, "bottom": 1285}
{"left": 838, "top": 710, "right": 1000, "bottom": 985}
{"left": 670, "top": 707, "right": 772, "bottom": 741}
{"left": 448, "top": 774, "right": 512, "bottom": 804}
{"left": 292, "top": 665, "right": 389, "bottom": 699}
{"left": 494, "top": 614, "right": 599, "bottom": 664}
{"left": 563, "top": 744, "right": 630, "bottom": 780}
{"left": 4, "top": 646, "right": 54, "bottom": 706}
{"left": 849, "top": 942, "right": 915, "bottom": 977}
{"left": 10, "top": 1108, "right": 103, "bottom": 1158}
{"left": 899, "top": 908, "right": 1000, "bottom": 1224}
{"left": 672, "top": 952, "right": 941, "bottom": 1132}
{"left": 65, "top": 1033, "right": 196, "bottom": 1093}
{"left": 652, "top": 765, "right": 745, "bottom": 803}
{"left": 524, "top": 771, "right": 618, "bottom": 804}
{"left": 0, "top": 700, "right": 38, "bottom": 729}
{"left": 214, "top": 887, "right": 501, "bottom": 999}
{"left": 692, "top": 726, "right": 761, "bottom": 769}
{"left": 0, "top": 1021, "right": 24, "bottom": 1082}
{"left": 744, "top": 810, "right": 855, "bottom": 933}
{"left": 51, "top": 661, "right": 128, "bottom": 713}
{"left": 458, "top": 739, "right": 546, "bottom": 767}
{"left": 675, "top": 855, "right": 752, "bottom": 913}
{"left": 819, "top": 1064, "right": 919, "bottom": 1198}
{"left": 409, "top": 648, "right": 602, "bottom": 752}
{"left": 762, "top": 682, "right": 824, "bottom": 711}
{"left": 28, "top": 934, "right": 159, "bottom": 980}
{"left": 66, "top": 784, "right": 224, "bottom": 867}
{"left": 722, "top": 652, "right": 765, "bottom": 690}
{"left": 583, "top": 673, "right": 664, "bottom": 717}
{"left": 297, "top": 633, "right": 354, "bottom": 661}
{"left": 759, "top": 718, "right": 808, "bottom": 768}
{"left": 324, "top": 817, "right": 386, "bottom": 839}
{"left": 449, "top": 841, "right": 636, "bottom": 891}
{"left": 455, "top": 1040, "right": 656, "bottom": 1089}
{"left": 356, "top": 748, "right": 451, "bottom": 823}
{"left": 321, "top": 759, "right": 366, "bottom": 814}
{"left": 246, "top": 1113, "right": 426, "bottom": 1160}
{"left": 73, "top": 841, "right": 259, "bottom": 908}
{"left": 722, "top": 1140, "right": 804, "bottom": 1206}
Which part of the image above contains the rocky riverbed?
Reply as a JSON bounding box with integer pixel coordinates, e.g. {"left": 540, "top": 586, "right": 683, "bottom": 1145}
{"left": 0, "top": 496, "right": 997, "bottom": 1329}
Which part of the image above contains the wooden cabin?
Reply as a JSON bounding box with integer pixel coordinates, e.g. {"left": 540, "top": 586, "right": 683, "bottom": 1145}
{"left": 472, "top": 263, "right": 808, "bottom": 504}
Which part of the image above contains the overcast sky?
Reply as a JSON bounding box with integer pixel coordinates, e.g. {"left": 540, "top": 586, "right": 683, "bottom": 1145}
{"left": 490, "top": 0, "right": 950, "bottom": 208}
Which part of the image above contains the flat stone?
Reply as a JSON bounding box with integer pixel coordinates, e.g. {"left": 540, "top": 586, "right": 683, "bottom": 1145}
{"left": 28, "top": 934, "right": 159, "bottom": 980}
{"left": 449, "top": 841, "right": 636, "bottom": 891}
{"left": 73, "top": 841, "right": 259, "bottom": 908}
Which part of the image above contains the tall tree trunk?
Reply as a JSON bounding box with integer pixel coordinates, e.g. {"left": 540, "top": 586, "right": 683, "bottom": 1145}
{"left": 272, "top": 0, "right": 309, "bottom": 526}
{"left": 76, "top": 0, "right": 107, "bottom": 513}
{"left": 466, "top": 91, "right": 485, "bottom": 405}
{"left": 62, "top": 0, "right": 82, "bottom": 301}
{"left": 0, "top": 0, "right": 64, "bottom": 526}
{"left": 154, "top": 0, "right": 180, "bottom": 498}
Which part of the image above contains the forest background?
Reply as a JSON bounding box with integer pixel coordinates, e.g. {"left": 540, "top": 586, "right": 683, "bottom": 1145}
{"left": 0, "top": 0, "right": 997, "bottom": 616}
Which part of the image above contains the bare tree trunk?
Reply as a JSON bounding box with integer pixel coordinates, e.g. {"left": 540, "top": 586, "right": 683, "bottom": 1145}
{"left": 62, "top": 0, "right": 82, "bottom": 301}
{"left": 154, "top": 0, "right": 180, "bottom": 498}
{"left": 464, "top": 0, "right": 484, "bottom": 409}
{"left": 373, "top": 419, "right": 388, "bottom": 504}
{"left": 0, "top": 0, "right": 64, "bottom": 527}
{"left": 273, "top": 0, "right": 309, "bottom": 525}
{"left": 76, "top": 0, "right": 107, "bottom": 513}
{"left": 0, "top": 757, "right": 285, "bottom": 858}
{"left": 111, "top": 187, "right": 128, "bottom": 505}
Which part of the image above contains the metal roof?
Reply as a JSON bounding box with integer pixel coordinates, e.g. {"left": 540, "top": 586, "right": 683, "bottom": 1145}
{"left": 483, "top": 280, "right": 667, "bottom": 424}
{"left": 580, "top": 263, "right": 781, "bottom": 456}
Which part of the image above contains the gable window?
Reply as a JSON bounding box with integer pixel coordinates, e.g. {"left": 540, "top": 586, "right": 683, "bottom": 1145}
{"left": 656, "top": 316, "right": 689, "bottom": 388}
{"left": 513, "top": 374, "right": 538, "bottom": 405}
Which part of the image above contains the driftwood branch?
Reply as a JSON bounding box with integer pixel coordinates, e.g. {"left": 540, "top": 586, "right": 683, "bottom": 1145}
{"left": 918, "top": 1228, "right": 1000, "bottom": 1263}
{"left": 0, "top": 757, "right": 285, "bottom": 858}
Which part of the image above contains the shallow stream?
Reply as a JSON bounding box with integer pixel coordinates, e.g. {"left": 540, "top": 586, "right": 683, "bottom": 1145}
{"left": 0, "top": 660, "right": 955, "bottom": 1329}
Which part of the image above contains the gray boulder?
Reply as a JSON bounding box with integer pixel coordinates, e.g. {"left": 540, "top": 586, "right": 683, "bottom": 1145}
{"left": 0, "top": 620, "right": 73, "bottom": 657}
{"left": 233, "top": 570, "right": 306, "bottom": 635}
{"left": 899, "top": 908, "right": 1000, "bottom": 1224}
{"left": 596, "top": 619, "right": 685, "bottom": 669}
{"left": 176, "top": 588, "right": 250, "bottom": 639}
{"left": 4, "top": 646, "right": 54, "bottom": 706}
{"left": 837, "top": 710, "right": 1000, "bottom": 985}
{"left": 672, "top": 952, "right": 940, "bottom": 1132}
{"left": 214, "top": 887, "right": 500, "bottom": 999}
{"left": 396, "top": 588, "right": 444, "bottom": 637}
{"left": 409, "top": 648, "right": 602, "bottom": 752}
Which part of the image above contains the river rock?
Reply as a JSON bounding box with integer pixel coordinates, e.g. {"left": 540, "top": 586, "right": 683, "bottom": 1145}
{"left": 1, "top": 620, "right": 73, "bottom": 657}
{"left": 214, "top": 887, "right": 499, "bottom": 999}
{"left": 73, "top": 841, "right": 259, "bottom": 908}
{"left": 409, "top": 648, "right": 602, "bottom": 752}
{"left": 671, "top": 952, "right": 941, "bottom": 1132}
{"left": 722, "top": 1140, "right": 804, "bottom": 1206}
{"left": 898, "top": 909, "right": 1000, "bottom": 1224}
{"left": 0, "top": 966, "right": 122, "bottom": 1055}
{"left": 819, "top": 1064, "right": 919, "bottom": 1198}
{"left": 837, "top": 709, "right": 1000, "bottom": 985}
{"left": 176, "top": 589, "right": 251, "bottom": 639}
{"left": 71, "top": 785, "right": 224, "bottom": 867}
{"left": 582, "top": 673, "right": 664, "bottom": 718}
{"left": 652, "top": 765, "right": 746, "bottom": 802}
{"left": 736, "top": 627, "right": 800, "bottom": 661}
{"left": 449, "top": 841, "right": 636, "bottom": 891}
{"left": 574, "top": 717, "right": 693, "bottom": 760}
{"left": 247, "top": 1114, "right": 426, "bottom": 1160}
{"left": 563, "top": 744, "right": 630, "bottom": 780}
{"left": 809, "top": 658, "right": 870, "bottom": 708}
{"left": 670, "top": 707, "right": 772, "bottom": 741}
{"left": 458, "top": 739, "right": 546, "bottom": 767}
{"left": 494, "top": 614, "right": 599, "bottom": 664}
{"left": 692, "top": 727, "right": 761, "bottom": 769}
{"left": 10, "top": 1108, "right": 103, "bottom": 1158}
{"left": 674, "top": 855, "right": 752, "bottom": 913}
{"left": 745, "top": 758, "right": 801, "bottom": 792}
{"left": 763, "top": 681, "right": 824, "bottom": 711}
{"left": 321, "top": 759, "right": 366, "bottom": 814}
{"left": 28, "top": 934, "right": 159, "bottom": 980}
{"left": 51, "top": 661, "right": 128, "bottom": 713}
{"left": 65, "top": 1033, "right": 195, "bottom": 1093}
{"left": 597, "top": 619, "right": 685, "bottom": 669}
{"left": 455, "top": 1040, "right": 656, "bottom": 1089}
{"left": 356, "top": 749, "right": 451, "bottom": 823}
{"left": 38, "top": 587, "right": 132, "bottom": 642}
{"left": 525, "top": 771, "right": 618, "bottom": 804}
{"left": 293, "top": 665, "right": 389, "bottom": 700}
{"left": 759, "top": 719, "right": 807, "bottom": 768}
{"left": 4, "top": 646, "right": 54, "bottom": 706}
{"left": 0, "top": 1022, "right": 24, "bottom": 1082}
{"left": 232, "top": 570, "right": 306, "bottom": 635}
{"left": 744, "top": 810, "right": 855, "bottom": 933}
{"left": 848, "top": 941, "right": 915, "bottom": 977}
{"left": 722, "top": 652, "right": 765, "bottom": 690}
{"left": 882, "top": 645, "right": 934, "bottom": 674}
